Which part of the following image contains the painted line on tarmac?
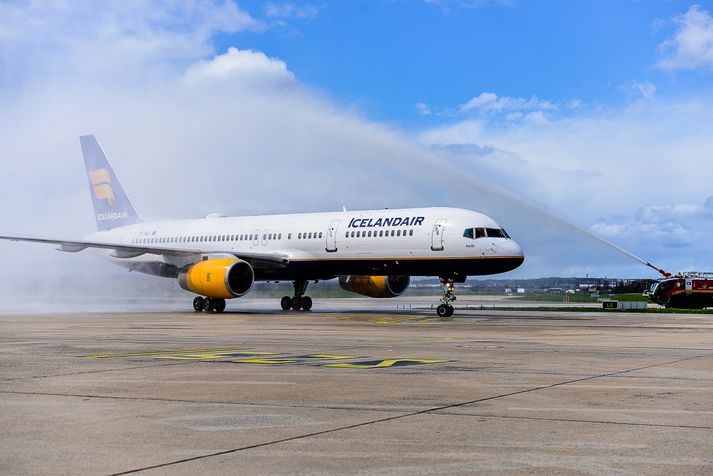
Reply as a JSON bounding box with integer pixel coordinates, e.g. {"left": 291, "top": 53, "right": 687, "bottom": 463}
{"left": 156, "top": 351, "right": 276, "bottom": 360}
{"left": 86, "top": 347, "right": 245, "bottom": 359}
{"left": 337, "top": 315, "right": 435, "bottom": 325}
{"left": 84, "top": 348, "right": 449, "bottom": 369}
{"left": 325, "top": 359, "right": 448, "bottom": 369}
{"left": 232, "top": 354, "right": 357, "bottom": 365}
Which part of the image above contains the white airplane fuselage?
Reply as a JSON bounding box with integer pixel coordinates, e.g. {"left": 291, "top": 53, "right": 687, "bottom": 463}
{"left": 89, "top": 207, "right": 524, "bottom": 281}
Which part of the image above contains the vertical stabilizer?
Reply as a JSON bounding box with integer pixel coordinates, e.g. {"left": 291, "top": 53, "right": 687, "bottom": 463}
{"left": 80, "top": 135, "right": 142, "bottom": 231}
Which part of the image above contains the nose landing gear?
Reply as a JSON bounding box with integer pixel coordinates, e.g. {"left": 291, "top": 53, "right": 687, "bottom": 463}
{"left": 192, "top": 296, "right": 226, "bottom": 313}
{"left": 281, "top": 280, "right": 313, "bottom": 311}
{"left": 436, "top": 277, "right": 456, "bottom": 319}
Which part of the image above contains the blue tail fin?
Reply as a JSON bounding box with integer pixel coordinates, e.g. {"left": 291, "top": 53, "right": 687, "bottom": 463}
{"left": 80, "top": 135, "right": 142, "bottom": 231}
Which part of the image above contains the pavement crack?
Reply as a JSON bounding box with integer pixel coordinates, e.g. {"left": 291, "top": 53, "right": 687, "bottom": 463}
{"left": 107, "top": 352, "right": 713, "bottom": 475}
{"left": 0, "top": 361, "right": 191, "bottom": 382}
{"left": 434, "top": 412, "right": 713, "bottom": 430}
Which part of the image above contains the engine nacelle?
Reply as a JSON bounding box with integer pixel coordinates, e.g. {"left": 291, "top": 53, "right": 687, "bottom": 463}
{"left": 178, "top": 258, "right": 253, "bottom": 299}
{"left": 338, "top": 275, "right": 410, "bottom": 298}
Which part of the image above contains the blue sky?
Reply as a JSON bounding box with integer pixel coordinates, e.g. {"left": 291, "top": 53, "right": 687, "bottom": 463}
{"left": 1, "top": 0, "right": 713, "bottom": 279}
{"left": 221, "top": 1, "right": 709, "bottom": 122}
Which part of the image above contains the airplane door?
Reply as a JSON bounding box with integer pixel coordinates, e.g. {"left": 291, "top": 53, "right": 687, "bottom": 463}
{"left": 326, "top": 219, "right": 340, "bottom": 252}
{"left": 252, "top": 230, "right": 260, "bottom": 247}
{"left": 685, "top": 278, "right": 693, "bottom": 295}
{"left": 431, "top": 218, "right": 447, "bottom": 251}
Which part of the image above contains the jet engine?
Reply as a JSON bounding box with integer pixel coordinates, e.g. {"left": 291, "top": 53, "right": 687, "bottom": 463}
{"left": 338, "top": 275, "right": 410, "bottom": 298}
{"left": 178, "top": 258, "right": 254, "bottom": 299}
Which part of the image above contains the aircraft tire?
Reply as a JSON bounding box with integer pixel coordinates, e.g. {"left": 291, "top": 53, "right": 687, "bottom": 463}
{"left": 213, "top": 299, "right": 226, "bottom": 313}
{"left": 446, "top": 305, "right": 454, "bottom": 317}
{"left": 281, "top": 296, "right": 292, "bottom": 311}
{"left": 436, "top": 304, "right": 450, "bottom": 318}
{"left": 300, "top": 296, "right": 313, "bottom": 311}
{"left": 193, "top": 297, "right": 205, "bottom": 312}
{"left": 204, "top": 299, "right": 214, "bottom": 313}
{"left": 291, "top": 297, "right": 302, "bottom": 311}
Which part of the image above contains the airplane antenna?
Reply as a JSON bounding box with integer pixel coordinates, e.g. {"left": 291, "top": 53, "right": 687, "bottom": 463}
{"left": 342, "top": 206, "right": 347, "bottom": 212}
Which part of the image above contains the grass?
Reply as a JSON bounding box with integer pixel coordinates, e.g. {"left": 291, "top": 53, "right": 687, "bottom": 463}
{"left": 490, "top": 306, "right": 713, "bottom": 314}
{"left": 512, "top": 293, "right": 649, "bottom": 303}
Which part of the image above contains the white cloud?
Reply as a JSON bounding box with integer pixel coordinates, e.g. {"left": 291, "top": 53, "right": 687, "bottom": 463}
{"left": 458, "top": 92, "right": 555, "bottom": 114}
{"left": 184, "top": 47, "right": 296, "bottom": 88}
{"left": 655, "top": 4, "right": 713, "bottom": 72}
{"left": 620, "top": 80, "right": 656, "bottom": 101}
{"left": 415, "top": 102, "right": 432, "bottom": 116}
{"left": 265, "top": 3, "right": 323, "bottom": 20}
{"left": 0, "top": 1, "right": 264, "bottom": 85}
{"left": 419, "top": 94, "right": 713, "bottom": 276}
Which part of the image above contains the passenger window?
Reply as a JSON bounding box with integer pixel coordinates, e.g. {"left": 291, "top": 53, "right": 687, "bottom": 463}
{"left": 356, "top": 231, "right": 361, "bottom": 238}
{"left": 409, "top": 229, "right": 414, "bottom": 236}
{"left": 298, "top": 233, "right": 302, "bottom": 239}
{"left": 397, "top": 230, "right": 401, "bottom": 237}
{"left": 475, "top": 228, "right": 486, "bottom": 239}
{"left": 367, "top": 231, "right": 372, "bottom": 237}
{"left": 288, "top": 233, "right": 292, "bottom": 239}
{"left": 319, "top": 232, "right": 323, "bottom": 239}
{"left": 391, "top": 230, "right": 395, "bottom": 237}
{"left": 278, "top": 233, "right": 282, "bottom": 240}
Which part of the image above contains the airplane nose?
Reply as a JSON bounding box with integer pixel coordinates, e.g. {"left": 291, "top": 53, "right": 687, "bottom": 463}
{"left": 497, "top": 239, "right": 524, "bottom": 258}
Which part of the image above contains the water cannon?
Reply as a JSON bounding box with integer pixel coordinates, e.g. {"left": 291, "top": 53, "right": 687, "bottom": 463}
{"left": 642, "top": 261, "right": 670, "bottom": 278}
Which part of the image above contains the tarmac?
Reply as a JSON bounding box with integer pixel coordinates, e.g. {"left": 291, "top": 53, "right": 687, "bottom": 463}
{"left": 1, "top": 296, "right": 713, "bottom": 475}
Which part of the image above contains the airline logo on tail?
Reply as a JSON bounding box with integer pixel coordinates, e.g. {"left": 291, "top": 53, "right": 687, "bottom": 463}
{"left": 88, "top": 168, "right": 116, "bottom": 207}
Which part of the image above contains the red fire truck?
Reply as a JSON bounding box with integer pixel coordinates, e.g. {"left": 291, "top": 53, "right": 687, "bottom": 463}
{"left": 645, "top": 272, "right": 713, "bottom": 309}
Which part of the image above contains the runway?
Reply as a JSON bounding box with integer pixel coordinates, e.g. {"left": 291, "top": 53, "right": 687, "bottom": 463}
{"left": 2, "top": 298, "right": 713, "bottom": 475}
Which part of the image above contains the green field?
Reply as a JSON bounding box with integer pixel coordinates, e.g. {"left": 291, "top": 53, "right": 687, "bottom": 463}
{"left": 492, "top": 306, "right": 713, "bottom": 314}
{"left": 512, "top": 293, "right": 649, "bottom": 303}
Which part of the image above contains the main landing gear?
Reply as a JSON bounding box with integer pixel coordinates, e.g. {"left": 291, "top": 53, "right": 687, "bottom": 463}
{"left": 436, "top": 277, "right": 456, "bottom": 319}
{"left": 193, "top": 296, "right": 226, "bottom": 313}
{"left": 281, "top": 280, "right": 313, "bottom": 311}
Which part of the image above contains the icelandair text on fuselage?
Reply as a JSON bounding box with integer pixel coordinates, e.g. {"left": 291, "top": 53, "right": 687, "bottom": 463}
{"left": 97, "top": 212, "right": 129, "bottom": 221}
{"left": 348, "top": 216, "right": 425, "bottom": 228}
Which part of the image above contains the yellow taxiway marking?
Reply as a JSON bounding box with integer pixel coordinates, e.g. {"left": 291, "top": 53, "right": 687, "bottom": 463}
{"left": 233, "top": 354, "right": 357, "bottom": 365}
{"left": 325, "top": 359, "right": 448, "bottom": 369}
{"left": 337, "top": 315, "right": 433, "bottom": 325}
{"left": 157, "top": 351, "right": 277, "bottom": 360}
{"left": 234, "top": 359, "right": 298, "bottom": 365}
{"left": 87, "top": 347, "right": 245, "bottom": 359}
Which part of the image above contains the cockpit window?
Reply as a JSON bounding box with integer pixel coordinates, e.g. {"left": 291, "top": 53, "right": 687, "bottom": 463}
{"left": 486, "top": 228, "right": 506, "bottom": 238}
{"left": 464, "top": 227, "right": 486, "bottom": 239}
{"left": 463, "top": 227, "right": 510, "bottom": 240}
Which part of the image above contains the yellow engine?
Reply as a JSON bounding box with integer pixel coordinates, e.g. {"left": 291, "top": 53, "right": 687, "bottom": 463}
{"left": 178, "top": 258, "right": 254, "bottom": 299}
{"left": 338, "top": 275, "right": 410, "bottom": 298}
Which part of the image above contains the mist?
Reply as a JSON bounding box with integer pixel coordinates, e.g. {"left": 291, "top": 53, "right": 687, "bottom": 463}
{"left": 1, "top": 2, "right": 705, "bottom": 307}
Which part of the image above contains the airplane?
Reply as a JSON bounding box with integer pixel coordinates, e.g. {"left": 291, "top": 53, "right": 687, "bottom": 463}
{"left": 0, "top": 135, "right": 524, "bottom": 318}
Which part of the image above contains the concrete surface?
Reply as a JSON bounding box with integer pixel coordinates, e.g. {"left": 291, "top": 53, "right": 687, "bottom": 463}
{"left": 1, "top": 298, "right": 712, "bottom": 475}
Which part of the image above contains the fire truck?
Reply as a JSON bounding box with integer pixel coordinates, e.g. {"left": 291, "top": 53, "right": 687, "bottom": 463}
{"left": 645, "top": 272, "right": 713, "bottom": 309}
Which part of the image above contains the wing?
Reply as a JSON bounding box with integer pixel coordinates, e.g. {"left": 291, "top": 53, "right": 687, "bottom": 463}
{"left": 0, "top": 234, "right": 289, "bottom": 269}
